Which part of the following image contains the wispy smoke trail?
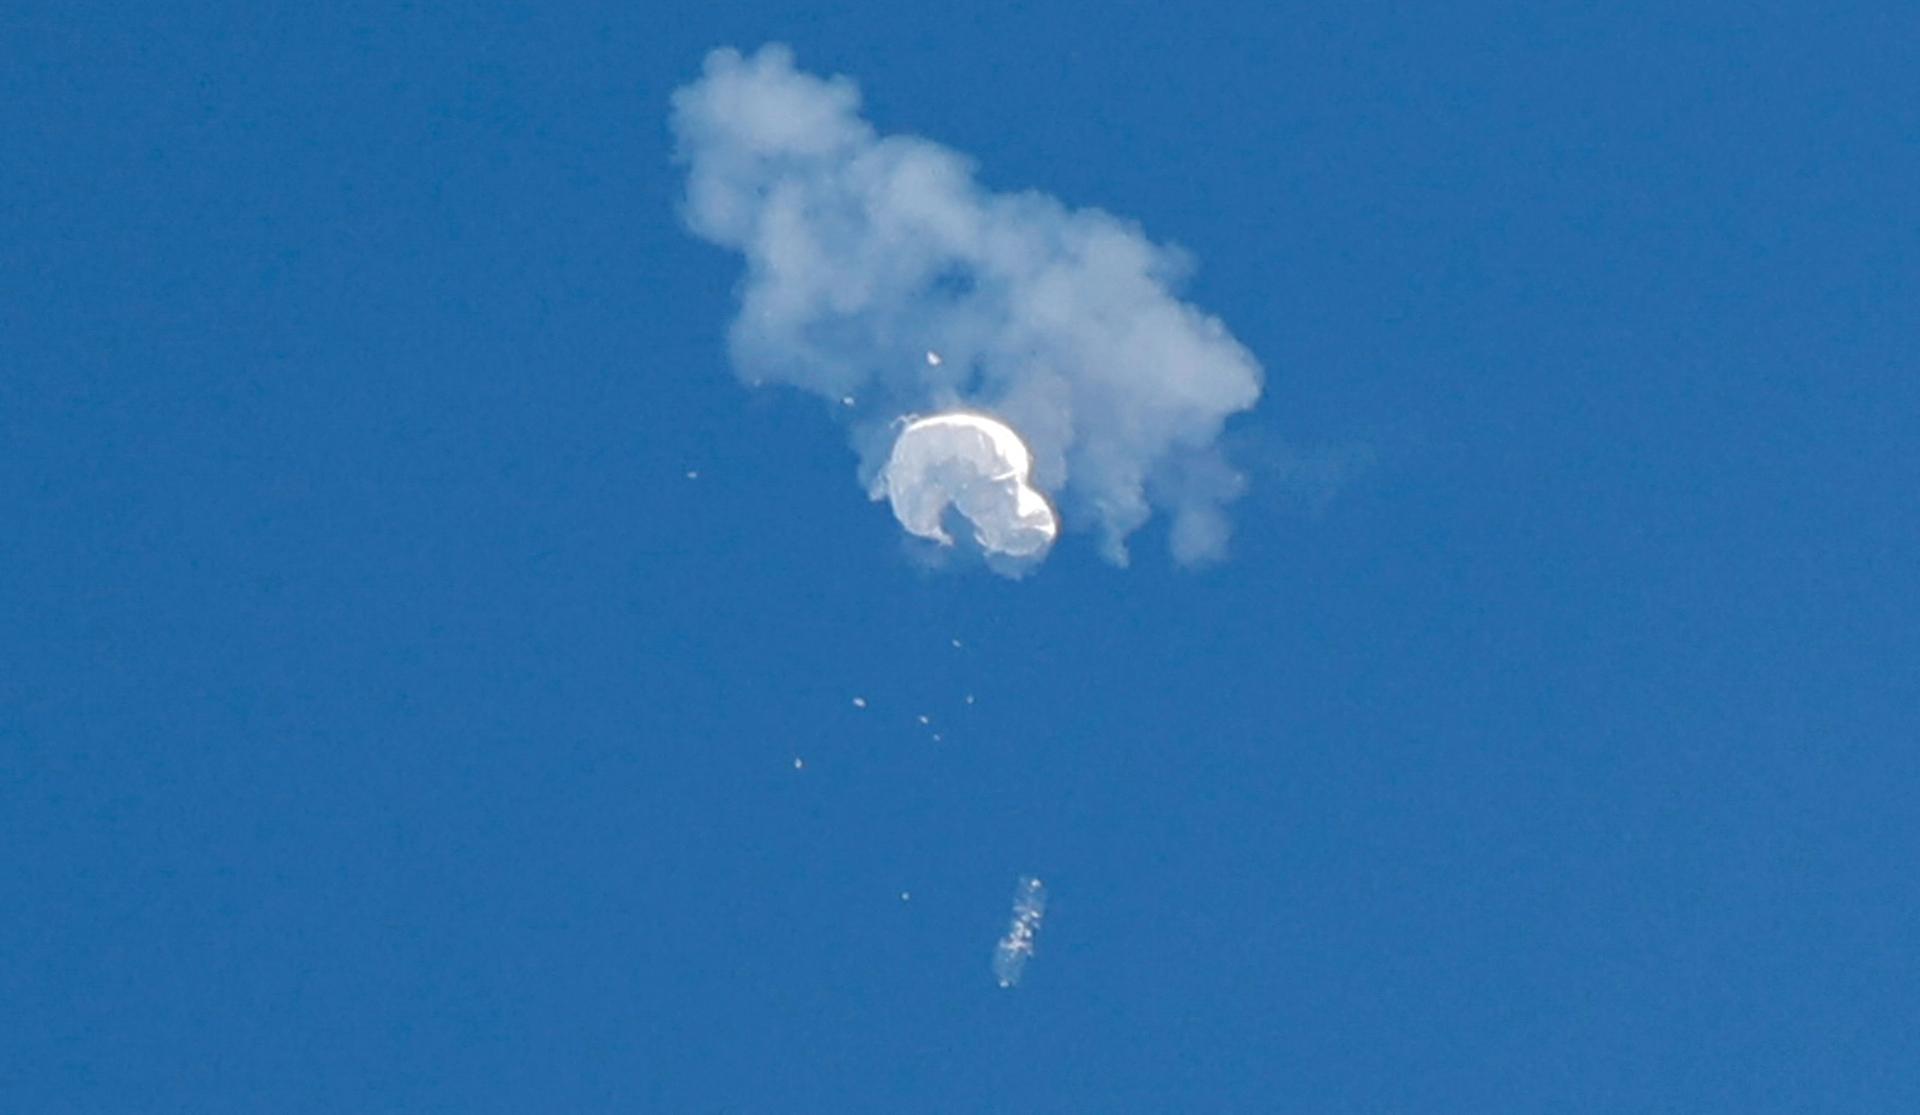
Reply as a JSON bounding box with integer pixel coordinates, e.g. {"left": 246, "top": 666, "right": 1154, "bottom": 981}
{"left": 670, "top": 45, "right": 1264, "bottom": 566}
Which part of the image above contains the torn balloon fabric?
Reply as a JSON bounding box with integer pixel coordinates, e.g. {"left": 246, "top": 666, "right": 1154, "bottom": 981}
{"left": 875, "top": 413, "right": 1057, "bottom": 558}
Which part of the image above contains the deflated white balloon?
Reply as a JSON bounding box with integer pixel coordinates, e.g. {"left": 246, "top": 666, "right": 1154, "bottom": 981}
{"left": 874, "top": 413, "right": 1058, "bottom": 558}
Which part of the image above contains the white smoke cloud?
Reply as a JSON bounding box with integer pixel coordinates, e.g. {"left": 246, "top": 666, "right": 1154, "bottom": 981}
{"left": 670, "top": 45, "right": 1263, "bottom": 566}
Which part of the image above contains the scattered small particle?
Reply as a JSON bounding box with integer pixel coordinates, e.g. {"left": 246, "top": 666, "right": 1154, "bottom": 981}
{"left": 900, "top": 891, "right": 912, "bottom": 902}
{"left": 685, "top": 470, "right": 700, "bottom": 480}
{"left": 925, "top": 350, "right": 943, "bottom": 366}
{"left": 931, "top": 733, "right": 943, "bottom": 742}
{"left": 852, "top": 697, "right": 868, "bottom": 709}
{"left": 964, "top": 694, "right": 975, "bottom": 705}
{"left": 951, "top": 638, "right": 963, "bottom": 648}
{"left": 841, "top": 395, "right": 856, "bottom": 407}
{"left": 917, "top": 714, "right": 931, "bottom": 725}
{"left": 793, "top": 757, "right": 804, "bottom": 770}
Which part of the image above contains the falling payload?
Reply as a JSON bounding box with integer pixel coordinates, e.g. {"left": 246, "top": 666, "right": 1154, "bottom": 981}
{"left": 993, "top": 875, "right": 1047, "bottom": 988}
{"left": 873, "top": 412, "right": 1058, "bottom": 559}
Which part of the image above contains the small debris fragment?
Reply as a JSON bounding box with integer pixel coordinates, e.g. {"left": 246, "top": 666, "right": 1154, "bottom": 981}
{"left": 925, "top": 350, "right": 943, "bottom": 366}
{"left": 917, "top": 714, "right": 931, "bottom": 725}
{"left": 793, "top": 757, "right": 804, "bottom": 770}
{"left": 852, "top": 697, "right": 868, "bottom": 709}
{"left": 685, "top": 470, "right": 700, "bottom": 480}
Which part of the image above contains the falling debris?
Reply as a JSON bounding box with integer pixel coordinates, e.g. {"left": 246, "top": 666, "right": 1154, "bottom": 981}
{"left": 925, "top": 350, "right": 943, "bottom": 366}
{"left": 792, "top": 757, "right": 804, "bottom": 770}
{"left": 951, "top": 638, "right": 963, "bottom": 649}
{"left": 917, "top": 714, "right": 931, "bottom": 725}
{"left": 900, "top": 891, "right": 912, "bottom": 902}
{"left": 851, "top": 697, "right": 868, "bottom": 709}
{"left": 993, "top": 875, "right": 1048, "bottom": 988}
{"left": 964, "top": 694, "right": 976, "bottom": 705}
{"left": 875, "top": 412, "right": 1058, "bottom": 559}
{"left": 685, "top": 470, "right": 700, "bottom": 480}
{"left": 931, "top": 733, "right": 942, "bottom": 742}
{"left": 841, "top": 395, "right": 856, "bottom": 407}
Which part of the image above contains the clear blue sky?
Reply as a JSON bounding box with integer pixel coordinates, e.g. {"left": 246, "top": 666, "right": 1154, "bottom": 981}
{"left": 4, "top": 3, "right": 1915, "bottom": 1111}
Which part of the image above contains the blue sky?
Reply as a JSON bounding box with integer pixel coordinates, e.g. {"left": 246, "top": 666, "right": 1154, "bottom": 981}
{"left": 4, "top": 3, "right": 1915, "bottom": 1111}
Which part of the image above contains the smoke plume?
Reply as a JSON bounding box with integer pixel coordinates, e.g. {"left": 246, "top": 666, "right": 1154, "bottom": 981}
{"left": 670, "top": 45, "right": 1264, "bottom": 566}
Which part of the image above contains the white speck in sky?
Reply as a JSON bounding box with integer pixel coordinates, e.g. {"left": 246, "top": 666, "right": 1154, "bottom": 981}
{"left": 852, "top": 696, "right": 868, "bottom": 709}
